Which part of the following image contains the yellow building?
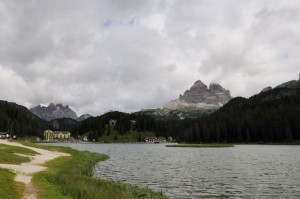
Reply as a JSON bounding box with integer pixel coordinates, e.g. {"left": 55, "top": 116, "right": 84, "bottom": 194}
{"left": 44, "top": 130, "right": 54, "bottom": 142}
{"left": 44, "top": 130, "right": 71, "bottom": 142}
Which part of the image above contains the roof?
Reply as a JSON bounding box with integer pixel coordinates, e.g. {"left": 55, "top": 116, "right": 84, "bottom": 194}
{"left": 53, "top": 131, "right": 70, "bottom": 134}
{"left": 0, "top": 132, "right": 8, "bottom": 135}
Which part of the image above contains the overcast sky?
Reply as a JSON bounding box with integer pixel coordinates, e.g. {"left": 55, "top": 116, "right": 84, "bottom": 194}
{"left": 0, "top": 0, "right": 300, "bottom": 116}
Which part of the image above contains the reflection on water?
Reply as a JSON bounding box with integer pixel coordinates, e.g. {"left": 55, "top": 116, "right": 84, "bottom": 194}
{"left": 48, "top": 143, "right": 300, "bottom": 198}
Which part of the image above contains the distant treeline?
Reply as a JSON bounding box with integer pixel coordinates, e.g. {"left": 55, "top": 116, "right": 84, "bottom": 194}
{"left": 1, "top": 86, "right": 300, "bottom": 143}
{"left": 0, "top": 100, "right": 48, "bottom": 137}
{"left": 52, "top": 111, "right": 156, "bottom": 141}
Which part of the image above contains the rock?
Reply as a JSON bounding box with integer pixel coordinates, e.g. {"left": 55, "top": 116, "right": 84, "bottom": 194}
{"left": 78, "top": 114, "right": 93, "bottom": 121}
{"left": 261, "top": 86, "right": 272, "bottom": 93}
{"left": 164, "top": 80, "right": 232, "bottom": 110}
{"left": 30, "top": 103, "right": 78, "bottom": 121}
{"left": 275, "top": 80, "right": 299, "bottom": 89}
{"left": 209, "top": 83, "right": 232, "bottom": 105}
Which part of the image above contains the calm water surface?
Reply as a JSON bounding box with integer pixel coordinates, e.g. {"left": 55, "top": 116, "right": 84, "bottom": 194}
{"left": 49, "top": 143, "right": 300, "bottom": 198}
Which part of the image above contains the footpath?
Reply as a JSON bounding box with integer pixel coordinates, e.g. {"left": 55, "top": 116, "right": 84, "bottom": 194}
{"left": 0, "top": 140, "right": 69, "bottom": 199}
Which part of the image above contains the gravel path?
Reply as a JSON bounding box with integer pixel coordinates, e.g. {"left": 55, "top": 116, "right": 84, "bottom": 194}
{"left": 0, "top": 139, "right": 69, "bottom": 199}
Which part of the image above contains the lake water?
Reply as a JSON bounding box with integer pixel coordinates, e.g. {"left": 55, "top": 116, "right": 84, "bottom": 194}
{"left": 48, "top": 143, "right": 300, "bottom": 198}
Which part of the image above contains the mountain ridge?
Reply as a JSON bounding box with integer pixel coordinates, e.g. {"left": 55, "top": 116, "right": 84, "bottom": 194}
{"left": 164, "top": 80, "right": 232, "bottom": 110}
{"left": 29, "top": 103, "right": 93, "bottom": 122}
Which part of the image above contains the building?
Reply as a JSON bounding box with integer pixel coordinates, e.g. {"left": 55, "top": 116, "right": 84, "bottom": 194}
{"left": 109, "top": 119, "right": 117, "bottom": 126}
{"left": 0, "top": 132, "right": 9, "bottom": 139}
{"left": 44, "top": 130, "right": 54, "bottom": 141}
{"left": 78, "top": 135, "right": 88, "bottom": 142}
{"left": 44, "top": 130, "right": 71, "bottom": 142}
{"left": 145, "top": 137, "right": 166, "bottom": 143}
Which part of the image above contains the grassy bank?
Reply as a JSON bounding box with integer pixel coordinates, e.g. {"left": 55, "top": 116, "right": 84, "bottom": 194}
{"left": 0, "top": 168, "right": 24, "bottom": 199}
{"left": 0, "top": 143, "right": 38, "bottom": 164}
{"left": 19, "top": 142, "right": 167, "bottom": 199}
{"left": 166, "top": 143, "right": 234, "bottom": 148}
{"left": 0, "top": 143, "right": 33, "bottom": 199}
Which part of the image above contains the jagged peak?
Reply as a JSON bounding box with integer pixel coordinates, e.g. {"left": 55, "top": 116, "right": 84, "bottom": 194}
{"left": 49, "top": 103, "right": 55, "bottom": 107}
{"left": 261, "top": 86, "right": 272, "bottom": 93}
{"left": 191, "top": 80, "right": 207, "bottom": 89}
{"left": 30, "top": 103, "right": 78, "bottom": 121}
{"left": 209, "top": 83, "right": 224, "bottom": 90}
{"left": 170, "top": 79, "right": 232, "bottom": 109}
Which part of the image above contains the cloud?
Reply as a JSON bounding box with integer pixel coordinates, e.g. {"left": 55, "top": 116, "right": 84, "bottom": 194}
{"left": 0, "top": 0, "right": 299, "bottom": 115}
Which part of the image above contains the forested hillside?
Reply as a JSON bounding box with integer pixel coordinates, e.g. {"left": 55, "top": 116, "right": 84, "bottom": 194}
{"left": 66, "top": 111, "right": 156, "bottom": 140}
{"left": 173, "top": 86, "right": 300, "bottom": 143}
{"left": 0, "top": 100, "right": 48, "bottom": 137}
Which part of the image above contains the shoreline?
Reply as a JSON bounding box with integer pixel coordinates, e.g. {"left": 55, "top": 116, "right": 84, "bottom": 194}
{"left": 0, "top": 140, "right": 167, "bottom": 199}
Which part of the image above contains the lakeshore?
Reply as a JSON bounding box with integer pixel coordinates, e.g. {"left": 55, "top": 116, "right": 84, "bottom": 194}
{"left": 0, "top": 140, "right": 167, "bottom": 199}
{"left": 52, "top": 143, "right": 300, "bottom": 198}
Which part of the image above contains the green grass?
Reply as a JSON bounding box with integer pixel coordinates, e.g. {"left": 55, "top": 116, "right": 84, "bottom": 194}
{"left": 166, "top": 143, "right": 234, "bottom": 148}
{"left": 98, "top": 130, "right": 156, "bottom": 143}
{"left": 17, "top": 142, "right": 168, "bottom": 199}
{"left": 0, "top": 143, "right": 38, "bottom": 164}
{"left": 0, "top": 168, "right": 24, "bottom": 199}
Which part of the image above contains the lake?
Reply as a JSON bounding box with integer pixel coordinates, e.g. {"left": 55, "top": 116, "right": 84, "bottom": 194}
{"left": 47, "top": 143, "right": 300, "bottom": 198}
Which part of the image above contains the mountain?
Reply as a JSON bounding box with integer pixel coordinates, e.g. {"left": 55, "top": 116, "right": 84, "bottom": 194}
{"left": 171, "top": 76, "right": 300, "bottom": 143}
{"left": 139, "top": 80, "right": 232, "bottom": 120}
{"left": 164, "top": 80, "right": 232, "bottom": 110}
{"left": 30, "top": 103, "right": 78, "bottom": 121}
{"left": 138, "top": 108, "right": 216, "bottom": 120}
{"left": 261, "top": 75, "right": 300, "bottom": 93}
{"left": 78, "top": 114, "right": 93, "bottom": 121}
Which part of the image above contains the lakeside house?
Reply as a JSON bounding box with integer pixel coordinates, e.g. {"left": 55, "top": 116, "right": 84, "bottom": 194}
{"left": 109, "top": 119, "right": 117, "bottom": 126}
{"left": 44, "top": 130, "right": 71, "bottom": 142}
{"left": 145, "top": 137, "right": 167, "bottom": 143}
{"left": 0, "top": 132, "right": 9, "bottom": 139}
{"left": 77, "top": 135, "right": 88, "bottom": 142}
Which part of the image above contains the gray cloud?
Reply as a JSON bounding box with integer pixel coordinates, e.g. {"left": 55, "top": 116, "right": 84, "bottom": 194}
{"left": 0, "top": 0, "right": 299, "bottom": 115}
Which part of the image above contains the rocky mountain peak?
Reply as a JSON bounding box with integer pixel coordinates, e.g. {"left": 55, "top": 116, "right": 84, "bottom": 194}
{"left": 261, "top": 86, "right": 272, "bottom": 93}
{"left": 165, "top": 80, "right": 232, "bottom": 110}
{"left": 30, "top": 103, "right": 78, "bottom": 121}
{"left": 209, "top": 83, "right": 225, "bottom": 91}
{"left": 78, "top": 114, "right": 93, "bottom": 121}
{"left": 191, "top": 80, "right": 208, "bottom": 89}
{"left": 262, "top": 75, "right": 300, "bottom": 92}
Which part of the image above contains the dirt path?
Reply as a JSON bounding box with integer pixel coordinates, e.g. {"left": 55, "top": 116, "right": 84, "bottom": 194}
{"left": 0, "top": 139, "right": 69, "bottom": 199}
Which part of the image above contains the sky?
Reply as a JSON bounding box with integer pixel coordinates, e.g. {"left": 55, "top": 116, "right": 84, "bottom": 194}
{"left": 0, "top": 0, "right": 300, "bottom": 116}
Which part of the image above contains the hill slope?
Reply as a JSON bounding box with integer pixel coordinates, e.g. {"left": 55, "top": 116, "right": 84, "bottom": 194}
{"left": 174, "top": 78, "right": 300, "bottom": 143}
{"left": 0, "top": 100, "right": 48, "bottom": 138}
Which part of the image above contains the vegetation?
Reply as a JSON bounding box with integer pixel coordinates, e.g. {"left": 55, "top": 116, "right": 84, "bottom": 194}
{"left": 0, "top": 143, "right": 38, "bottom": 164}
{"left": 166, "top": 144, "right": 234, "bottom": 148}
{"left": 136, "top": 107, "right": 216, "bottom": 120}
{"left": 0, "top": 168, "right": 24, "bottom": 199}
{"left": 173, "top": 87, "right": 300, "bottom": 143}
{"left": 15, "top": 142, "right": 167, "bottom": 199}
{"left": 0, "top": 100, "right": 48, "bottom": 138}
{"left": 45, "top": 86, "right": 300, "bottom": 144}
{"left": 98, "top": 130, "right": 155, "bottom": 143}
{"left": 1, "top": 83, "right": 300, "bottom": 145}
